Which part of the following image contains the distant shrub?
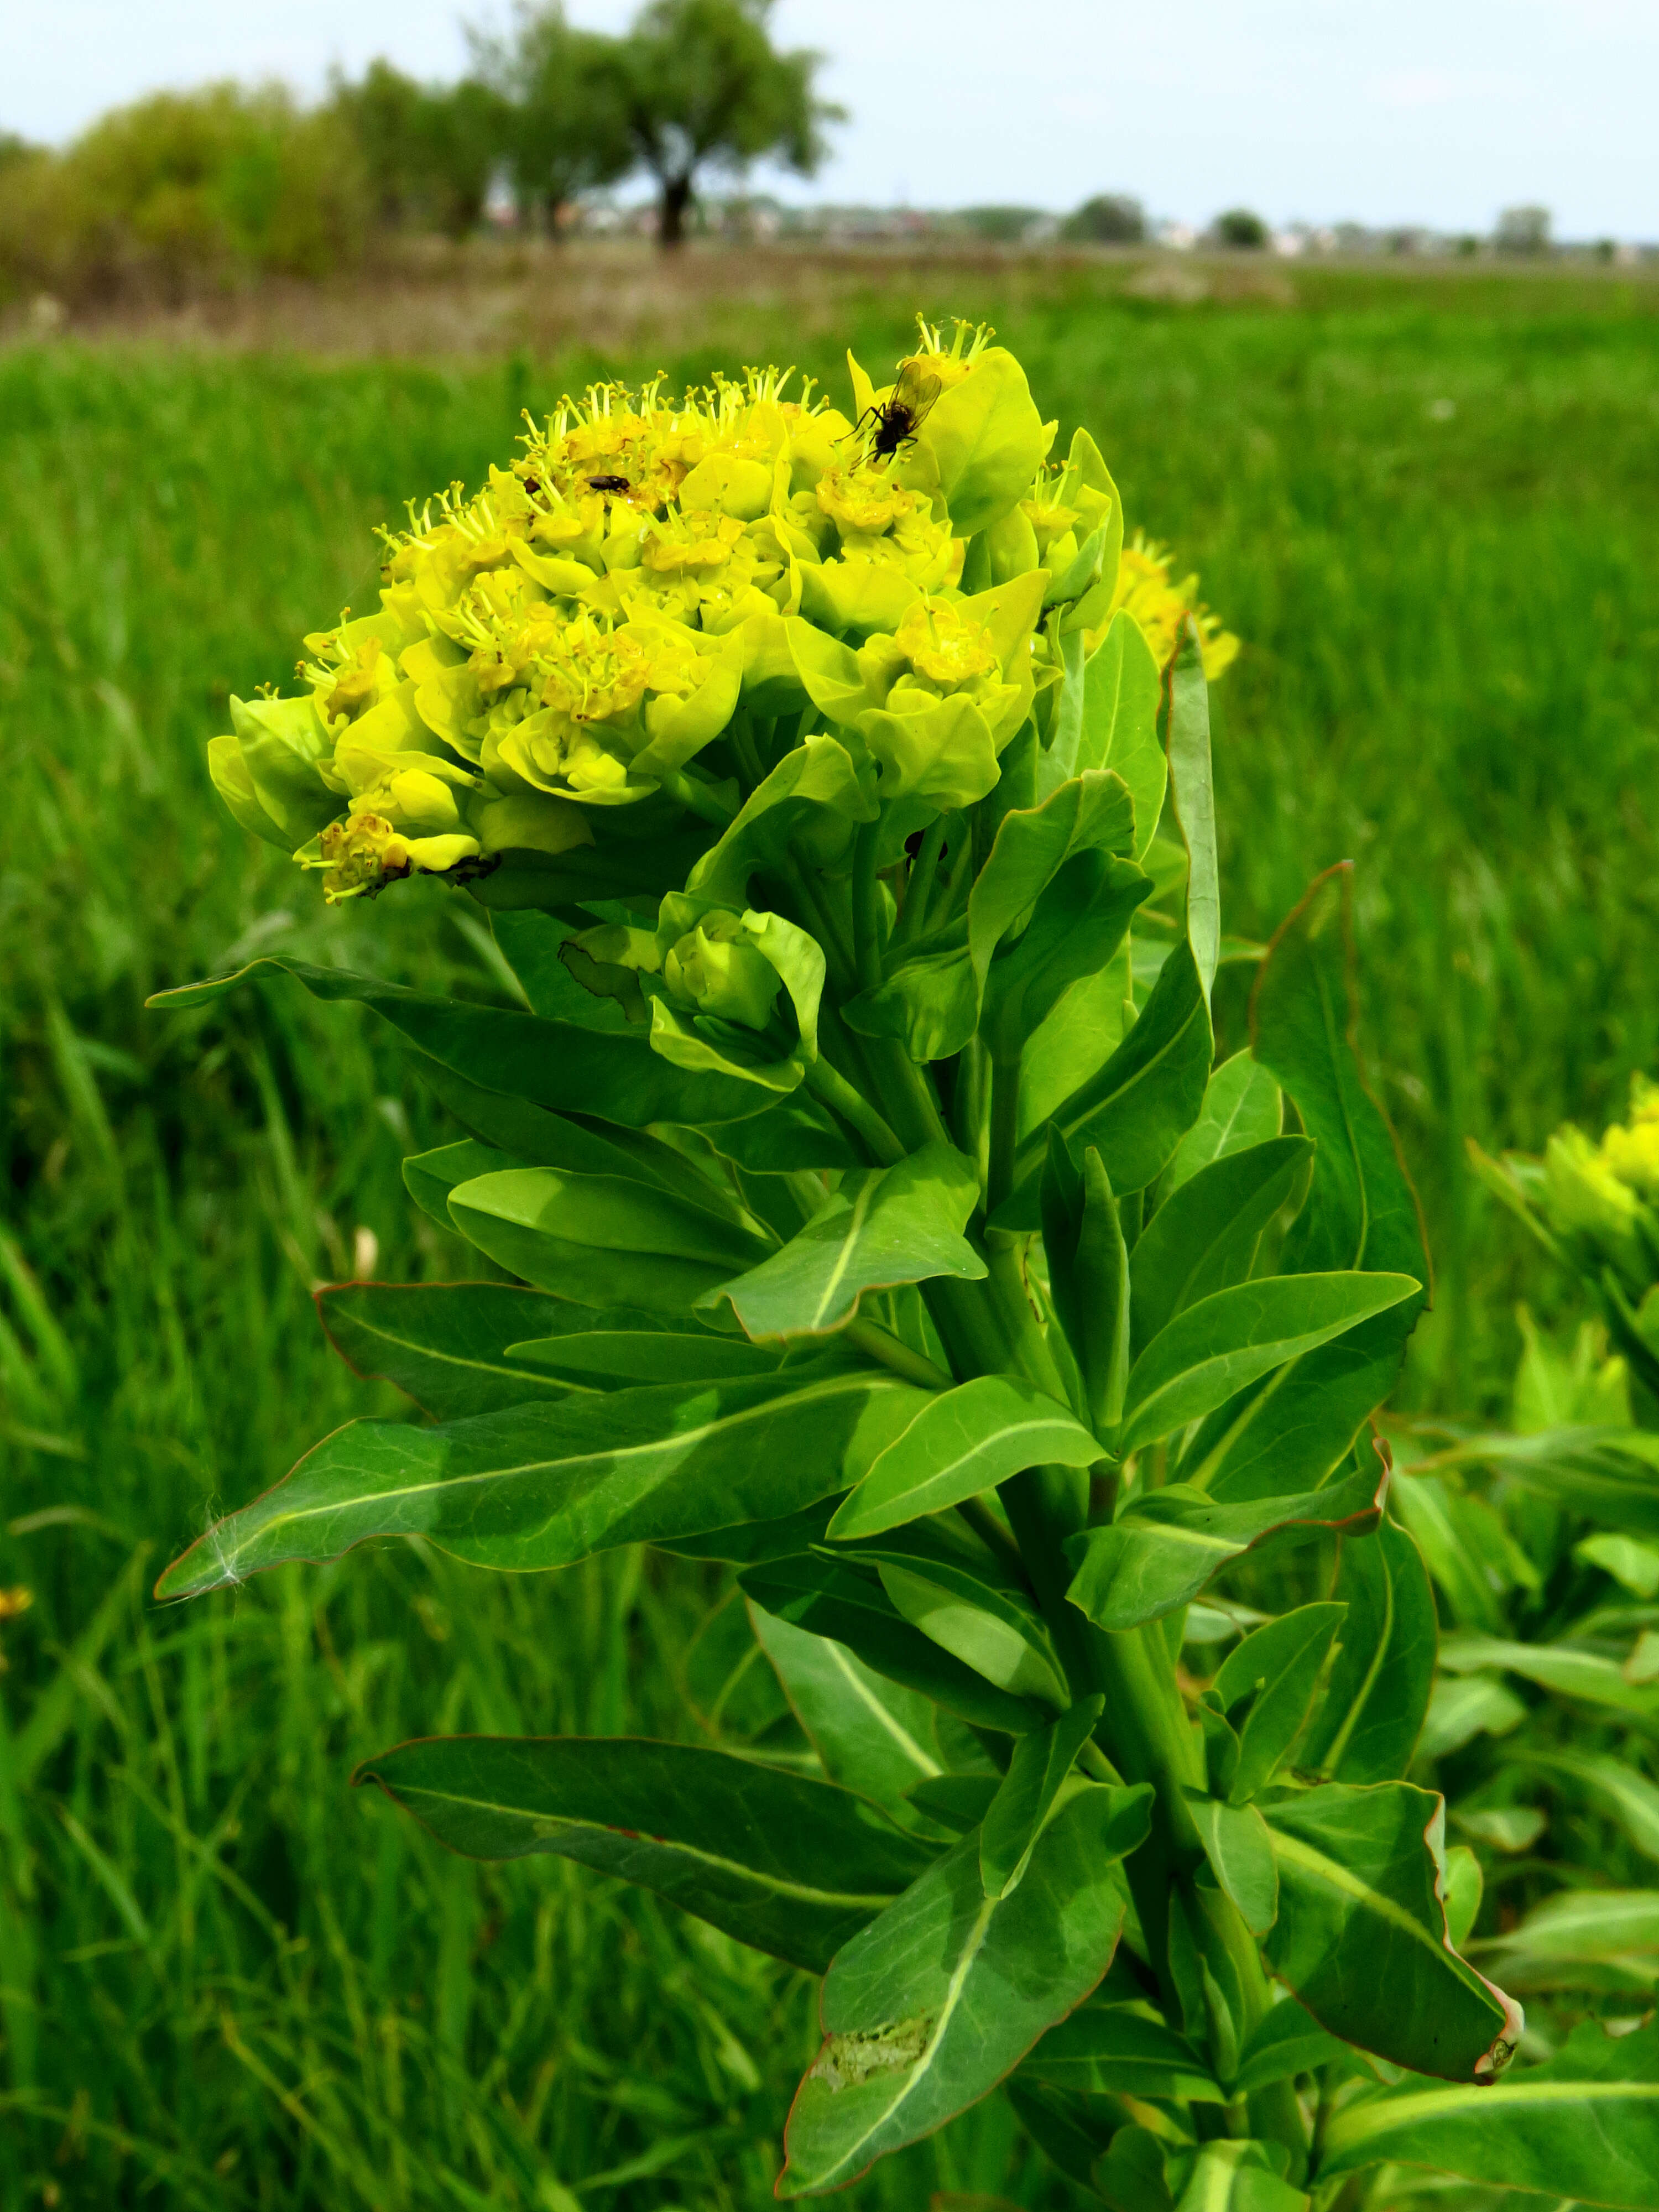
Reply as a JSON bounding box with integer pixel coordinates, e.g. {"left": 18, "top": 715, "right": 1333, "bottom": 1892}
{"left": 1495, "top": 204, "right": 1551, "bottom": 257}
{"left": 330, "top": 61, "right": 510, "bottom": 240}
{"left": 956, "top": 204, "right": 1047, "bottom": 244}
{"left": 0, "top": 84, "right": 366, "bottom": 307}
{"left": 1062, "top": 192, "right": 1145, "bottom": 244}
{"left": 1212, "top": 206, "right": 1269, "bottom": 249}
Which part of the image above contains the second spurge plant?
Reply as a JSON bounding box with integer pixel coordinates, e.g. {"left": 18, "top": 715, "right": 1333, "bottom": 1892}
{"left": 155, "top": 323, "right": 1641, "bottom": 2208}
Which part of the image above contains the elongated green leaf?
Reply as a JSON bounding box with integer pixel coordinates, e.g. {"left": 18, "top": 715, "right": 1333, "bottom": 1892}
{"left": 1233, "top": 1997, "right": 1350, "bottom": 2097}
{"left": 1177, "top": 1327, "right": 1416, "bottom": 1507}
{"left": 156, "top": 1368, "right": 928, "bottom": 1598}
{"left": 147, "top": 956, "right": 770, "bottom": 1127}
{"left": 967, "top": 770, "right": 1138, "bottom": 998}
{"left": 1317, "top": 2020, "right": 1659, "bottom": 2208}
{"left": 1019, "top": 2000, "right": 1222, "bottom": 2102}
{"left": 705, "top": 1142, "right": 986, "bottom": 1339}
{"left": 980, "top": 1697, "right": 1105, "bottom": 1898}
{"left": 316, "top": 1282, "right": 571, "bottom": 1421}
{"left": 1131, "top": 1138, "right": 1315, "bottom": 1358}
{"left": 1301, "top": 1510, "right": 1437, "bottom": 1782}
{"left": 831, "top": 1378, "right": 1099, "bottom": 1543}
{"left": 404, "top": 1139, "right": 519, "bottom": 1230}
{"left": 1042, "top": 1134, "right": 1130, "bottom": 1434}
{"left": 1167, "top": 622, "right": 1218, "bottom": 1000}
{"left": 1118, "top": 1273, "right": 1420, "bottom": 1454}
{"left": 1210, "top": 1602, "right": 1348, "bottom": 1802}
{"left": 742, "top": 1556, "right": 1042, "bottom": 1735}
{"left": 1163, "top": 1050, "right": 1282, "bottom": 1197}
{"left": 1073, "top": 611, "right": 1165, "bottom": 855}
{"left": 447, "top": 1166, "right": 770, "bottom": 1312}
{"left": 1386, "top": 1475, "right": 1511, "bottom": 1635}
{"left": 1184, "top": 1792, "right": 1279, "bottom": 1935}
{"left": 1418, "top": 1673, "right": 1527, "bottom": 1761}
{"left": 1169, "top": 2143, "right": 1310, "bottom": 2212}
{"left": 1008, "top": 938, "right": 1212, "bottom": 1218}
{"left": 488, "top": 909, "right": 632, "bottom": 1029}
{"left": 1439, "top": 1632, "right": 1659, "bottom": 1719}
{"left": 1452, "top": 1426, "right": 1659, "bottom": 1541}
{"left": 1066, "top": 1459, "right": 1386, "bottom": 1633}
{"left": 875, "top": 1550, "right": 1069, "bottom": 1710}
{"left": 749, "top": 1604, "right": 962, "bottom": 1816}
{"left": 1468, "top": 1889, "right": 1659, "bottom": 1995}
{"left": 778, "top": 1782, "right": 1151, "bottom": 2195}
{"left": 1261, "top": 1781, "right": 1522, "bottom": 2079}
{"left": 507, "top": 1328, "right": 781, "bottom": 1386}
{"left": 354, "top": 1734, "right": 930, "bottom": 1974}
{"left": 1524, "top": 1751, "right": 1659, "bottom": 1865}
{"left": 980, "top": 850, "right": 1150, "bottom": 1053}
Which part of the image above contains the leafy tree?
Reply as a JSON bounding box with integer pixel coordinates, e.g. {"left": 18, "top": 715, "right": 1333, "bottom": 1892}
{"left": 332, "top": 60, "right": 509, "bottom": 239}
{"left": 608, "top": 0, "right": 842, "bottom": 249}
{"left": 1062, "top": 192, "right": 1146, "bottom": 244}
{"left": 1213, "top": 206, "right": 1269, "bottom": 249}
{"left": 466, "top": 3, "right": 633, "bottom": 236}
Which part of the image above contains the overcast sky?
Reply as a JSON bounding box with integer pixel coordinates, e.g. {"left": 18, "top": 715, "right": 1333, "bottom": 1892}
{"left": 4, "top": 0, "right": 1653, "bottom": 238}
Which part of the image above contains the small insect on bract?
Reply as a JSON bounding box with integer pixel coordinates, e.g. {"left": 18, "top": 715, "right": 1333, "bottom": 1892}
{"left": 586, "top": 474, "right": 632, "bottom": 494}
{"left": 860, "top": 363, "right": 943, "bottom": 461}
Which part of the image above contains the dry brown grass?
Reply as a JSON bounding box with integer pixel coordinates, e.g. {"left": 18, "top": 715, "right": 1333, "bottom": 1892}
{"left": 7, "top": 235, "right": 1646, "bottom": 363}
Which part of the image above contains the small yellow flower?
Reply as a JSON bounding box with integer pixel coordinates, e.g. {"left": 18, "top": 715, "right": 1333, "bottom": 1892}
{"left": 1600, "top": 1076, "right": 1659, "bottom": 1200}
{"left": 1097, "top": 534, "right": 1240, "bottom": 680}
{"left": 891, "top": 601, "right": 1000, "bottom": 690}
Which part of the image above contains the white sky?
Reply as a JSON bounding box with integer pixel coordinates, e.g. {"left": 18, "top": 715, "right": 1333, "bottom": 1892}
{"left": 3, "top": 0, "right": 1653, "bottom": 237}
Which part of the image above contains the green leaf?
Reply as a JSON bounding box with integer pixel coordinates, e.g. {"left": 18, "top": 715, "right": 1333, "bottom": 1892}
{"left": 1208, "top": 1601, "right": 1348, "bottom": 1802}
{"left": 860, "top": 1527, "right": 1071, "bottom": 1710}
{"left": 1447, "top": 1426, "right": 1659, "bottom": 1542}
{"left": 1524, "top": 1751, "right": 1659, "bottom": 1866}
{"left": 316, "top": 1282, "right": 573, "bottom": 1421}
{"left": 404, "top": 1139, "right": 518, "bottom": 1230}
{"left": 968, "top": 770, "right": 1139, "bottom": 998}
{"left": 688, "top": 730, "right": 874, "bottom": 910}
{"left": 1300, "top": 1511, "right": 1437, "bottom": 1782}
{"left": 830, "top": 1377, "right": 1100, "bottom": 1542}
{"left": 982, "top": 850, "right": 1151, "bottom": 1055}
{"left": 1317, "top": 2020, "right": 1659, "bottom": 2209}
{"left": 1386, "top": 1475, "right": 1512, "bottom": 1635}
{"left": 1163, "top": 1050, "right": 1283, "bottom": 1197}
{"left": 1444, "top": 1843, "right": 1483, "bottom": 1949}
{"left": 1005, "top": 937, "right": 1213, "bottom": 1224}
{"left": 148, "top": 956, "right": 770, "bottom": 1129}
{"left": 912, "top": 346, "right": 1048, "bottom": 539}
{"left": 702, "top": 1142, "right": 986, "bottom": 1338}
{"left": 1019, "top": 2000, "right": 1223, "bottom": 2101}
{"left": 506, "top": 1327, "right": 781, "bottom": 1387}
{"left": 1183, "top": 1792, "right": 1279, "bottom": 1936}
{"left": 446, "top": 1166, "right": 770, "bottom": 1312}
{"left": 742, "top": 1555, "right": 1042, "bottom": 1736}
{"left": 1417, "top": 1674, "right": 1527, "bottom": 1761}
{"left": 777, "top": 1781, "right": 1151, "bottom": 2195}
{"left": 1042, "top": 1134, "right": 1130, "bottom": 1434}
{"left": 905, "top": 1775, "right": 999, "bottom": 1835}
{"left": 749, "top": 1603, "right": 963, "bottom": 1816}
{"left": 353, "top": 1734, "right": 930, "bottom": 1975}
{"left": 156, "top": 1368, "right": 928, "bottom": 1598}
{"left": 1233, "top": 1998, "right": 1351, "bottom": 2097}
{"left": 1063, "top": 612, "right": 1165, "bottom": 854}
{"left": 1467, "top": 1889, "right": 1659, "bottom": 1995}
{"left": 980, "top": 1697, "right": 1106, "bottom": 1898}
{"left": 1066, "top": 1456, "right": 1386, "bottom": 1634}
{"left": 1167, "top": 621, "right": 1219, "bottom": 1000}
{"left": 1130, "top": 1139, "right": 1315, "bottom": 1358}
{"left": 843, "top": 945, "right": 978, "bottom": 1065}
{"left": 1261, "top": 1781, "right": 1521, "bottom": 2079}
{"left": 1438, "top": 1632, "right": 1659, "bottom": 1719}
{"left": 1018, "top": 942, "right": 1132, "bottom": 1142}
{"left": 489, "top": 909, "right": 632, "bottom": 1030}
{"left": 1117, "top": 1273, "right": 1421, "bottom": 1454}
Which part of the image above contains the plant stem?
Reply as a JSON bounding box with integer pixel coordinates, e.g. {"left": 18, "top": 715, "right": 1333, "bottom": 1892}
{"left": 893, "top": 816, "right": 946, "bottom": 950}
{"left": 842, "top": 1317, "right": 952, "bottom": 1391}
{"left": 802, "top": 1055, "right": 905, "bottom": 1166}
{"left": 851, "top": 817, "right": 884, "bottom": 992}
{"left": 985, "top": 1047, "right": 1021, "bottom": 1217}
{"left": 656, "top": 765, "right": 736, "bottom": 827}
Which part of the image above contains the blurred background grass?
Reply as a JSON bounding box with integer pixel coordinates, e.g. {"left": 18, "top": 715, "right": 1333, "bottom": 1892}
{"left": 1, "top": 262, "right": 1656, "bottom": 2206}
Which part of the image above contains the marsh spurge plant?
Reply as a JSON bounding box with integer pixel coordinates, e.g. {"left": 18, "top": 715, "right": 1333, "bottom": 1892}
{"left": 155, "top": 325, "right": 1659, "bottom": 2205}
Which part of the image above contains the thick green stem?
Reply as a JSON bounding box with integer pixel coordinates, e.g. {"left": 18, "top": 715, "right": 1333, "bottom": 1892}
{"left": 985, "top": 1048, "right": 1021, "bottom": 1218}
{"left": 656, "top": 765, "right": 735, "bottom": 827}
{"left": 802, "top": 1055, "right": 904, "bottom": 1166}
{"left": 893, "top": 816, "right": 946, "bottom": 950}
{"left": 851, "top": 818, "right": 884, "bottom": 993}
{"left": 842, "top": 1317, "right": 952, "bottom": 1391}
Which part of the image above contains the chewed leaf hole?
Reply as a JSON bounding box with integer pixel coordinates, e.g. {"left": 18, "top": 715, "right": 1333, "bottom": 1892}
{"left": 810, "top": 2016, "right": 933, "bottom": 2090}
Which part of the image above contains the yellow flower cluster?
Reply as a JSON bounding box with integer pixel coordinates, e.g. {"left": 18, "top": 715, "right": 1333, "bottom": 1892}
{"left": 207, "top": 322, "right": 1239, "bottom": 905}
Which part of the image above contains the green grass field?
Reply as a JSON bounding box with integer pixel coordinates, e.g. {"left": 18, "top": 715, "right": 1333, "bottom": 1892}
{"left": 1, "top": 265, "right": 1656, "bottom": 2206}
